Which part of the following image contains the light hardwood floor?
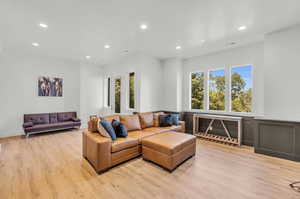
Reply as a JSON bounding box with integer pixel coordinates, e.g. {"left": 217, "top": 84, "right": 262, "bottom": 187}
{"left": 1, "top": 130, "right": 300, "bottom": 199}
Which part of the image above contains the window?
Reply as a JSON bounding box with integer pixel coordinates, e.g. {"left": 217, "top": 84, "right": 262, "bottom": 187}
{"left": 209, "top": 69, "right": 225, "bottom": 111}
{"left": 191, "top": 72, "right": 204, "bottom": 109}
{"left": 107, "top": 77, "right": 111, "bottom": 107}
{"left": 104, "top": 77, "right": 111, "bottom": 107}
{"left": 129, "top": 72, "right": 135, "bottom": 109}
{"left": 115, "top": 78, "right": 121, "bottom": 113}
{"left": 231, "top": 65, "right": 252, "bottom": 112}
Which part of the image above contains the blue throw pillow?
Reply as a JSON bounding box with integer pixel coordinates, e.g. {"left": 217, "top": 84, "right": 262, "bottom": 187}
{"left": 170, "top": 114, "right": 179, "bottom": 125}
{"left": 112, "top": 119, "right": 128, "bottom": 137}
{"left": 159, "top": 114, "right": 173, "bottom": 127}
{"left": 100, "top": 119, "right": 117, "bottom": 141}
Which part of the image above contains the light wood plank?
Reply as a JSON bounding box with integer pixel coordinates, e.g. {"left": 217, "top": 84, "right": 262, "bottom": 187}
{"left": 1, "top": 130, "right": 300, "bottom": 199}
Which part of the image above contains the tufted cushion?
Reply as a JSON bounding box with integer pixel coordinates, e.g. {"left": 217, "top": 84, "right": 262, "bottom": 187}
{"left": 138, "top": 112, "right": 154, "bottom": 129}
{"left": 49, "top": 113, "right": 58, "bottom": 123}
{"left": 24, "top": 114, "right": 50, "bottom": 125}
{"left": 57, "top": 112, "right": 76, "bottom": 122}
{"left": 120, "top": 115, "right": 142, "bottom": 131}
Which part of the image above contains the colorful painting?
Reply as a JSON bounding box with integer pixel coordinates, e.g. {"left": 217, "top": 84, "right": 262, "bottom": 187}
{"left": 38, "top": 76, "right": 63, "bottom": 97}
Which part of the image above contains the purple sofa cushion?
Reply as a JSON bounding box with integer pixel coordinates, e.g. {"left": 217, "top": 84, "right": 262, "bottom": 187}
{"left": 24, "top": 113, "right": 50, "bottom": 125}
{"left": 24, "top": 121, "right": 81, "bottom": 133}
{"left": 23, "top": 122, "right": 33, "bottom": 128}
{"left": 49, "top": 113, "right": 58, "bottom": 123}
{"left": 71, "top": 117, "right": 80, "bottom": 122}
{"left": 58, "top": 112, "right": 76, "bottom": 122}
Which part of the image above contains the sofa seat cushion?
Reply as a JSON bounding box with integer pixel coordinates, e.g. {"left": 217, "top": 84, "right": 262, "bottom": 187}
{"left": 127, "top": 130, "right": 159, "bottom": 143}
{"left": 25, "top": 121, "right": 80, "bottom": 132}
{"left": 111, "top": 137, "right": 139, "bottom": 153}
{"left": 58, "top": 112, "right": 76, "bottom": 122}
{"left": 142, "top": 131, "right": 196, "bottom": 155}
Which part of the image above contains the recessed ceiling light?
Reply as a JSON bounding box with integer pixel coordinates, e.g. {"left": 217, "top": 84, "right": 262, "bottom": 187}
{"left": 238, "top": 26, "right": 247, "bottom": 31}
{"left": 140, "top": 24, "right": 148, "bottom": 30}
{"left": 39, "top": 23, "right": 48, "bottom": 29}
{"left": 32, "top": 42, "right": 39, "bottom": 47}
{"left": 176, "top": 46, "right": 182, "bottom": 50}
{"left": 85, "top": 55, "right": 91, "bottom": 59}
{"left": 104, "top": 45, "right": 110, "bottom": 49}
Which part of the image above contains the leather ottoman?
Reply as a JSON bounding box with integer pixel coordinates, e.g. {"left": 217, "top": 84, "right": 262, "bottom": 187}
{"left": 142, "top": 131, "right": 196, "bottom": 171}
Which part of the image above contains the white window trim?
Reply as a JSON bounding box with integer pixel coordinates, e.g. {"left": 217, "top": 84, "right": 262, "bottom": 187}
{"left": 104, "top": 76, "right": 112, "bottom": 109}
{"left": 188, "top": 64, "right": 254, "bottom": 116}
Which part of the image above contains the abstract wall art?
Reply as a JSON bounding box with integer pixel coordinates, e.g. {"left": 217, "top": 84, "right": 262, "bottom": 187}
{"left": 38, "top": 76, "right": 63, "bottom": 97}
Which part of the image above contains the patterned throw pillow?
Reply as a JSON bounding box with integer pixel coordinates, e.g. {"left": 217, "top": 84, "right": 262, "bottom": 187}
{"left": 100, "top": 119, "right": 117, "bottom": 141}
{"left": 159, "top": 114, "right": 173, "bottom": 127}
{"left": 170, "top": 114, "right": 179, "bottom": 125}
{"left": 97, "top": 120, "right": 111, "bottom": 138}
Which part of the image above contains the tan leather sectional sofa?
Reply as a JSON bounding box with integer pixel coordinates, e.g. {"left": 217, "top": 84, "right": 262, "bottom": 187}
{"left": 82, "top": 112, "right": 185, "bottom": 173}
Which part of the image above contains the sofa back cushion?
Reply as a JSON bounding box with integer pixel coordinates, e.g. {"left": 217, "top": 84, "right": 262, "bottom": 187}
{"left": 138, "top": 112, "right": 154, "bottom": 129}
{"left": 24, "top": 113, "right": 50, "bottom": 125}
{"left": 153, "top": 112, "right": 164, "bottom": 127}
{"left": 58, "top": 112, "right": 76, "bottom": 122}
{"left": 49, "top": 113, "right": 58, "bottom": 123}
{"left": 120, "top": 115, "right": 142, "bottom": 131}
{"left": 102, "top": 115, "right": 120, "bottom": 123}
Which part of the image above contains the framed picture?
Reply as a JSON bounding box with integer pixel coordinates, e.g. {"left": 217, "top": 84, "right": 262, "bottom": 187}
{"left": 38, "top": 76, "right": 63, "bottom": 97}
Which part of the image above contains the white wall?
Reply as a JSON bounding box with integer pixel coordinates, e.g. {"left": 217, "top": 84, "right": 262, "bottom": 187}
{"left": 182, "top": 42, "right": 265, "bottom": 115}
{"left": 0, "top": 50, "right": 103, "bottom": 138}
{"left": 263, "top": 25, "right": 300, "bottom": 121}
{"left": 101, "top": 53, "right": 163, "bottom": 115}
{"left": 80, "top": 64, "right": 103, "bottom": 128}
{"left": 162, "top": 58, "right": 183, "bottom": 112}
{"left": 139, "top": 56, "right": 163, "bottom": 112}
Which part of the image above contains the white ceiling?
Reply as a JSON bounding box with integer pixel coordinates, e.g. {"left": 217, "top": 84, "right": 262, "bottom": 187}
{"left": 1, "top": 0, "right": 300, "bottom": 65}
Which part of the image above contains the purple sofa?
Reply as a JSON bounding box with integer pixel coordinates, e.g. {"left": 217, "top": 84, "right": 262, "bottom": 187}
{"left": 23, "top": 112, "right": 81, "bottom": 137}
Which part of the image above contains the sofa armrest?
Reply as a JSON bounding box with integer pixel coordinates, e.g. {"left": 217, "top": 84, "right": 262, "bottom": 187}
{"left": 82, "top": 130, "right": 112, "bottom": 173}
{"left": 178, "top": 121, "right": 185, "bottom": 133}
{"left": 71, "top": 117, "right": 81, "bottom": 122}
{"left": 23, "top": 122, "right": 34, "bottom": 129}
